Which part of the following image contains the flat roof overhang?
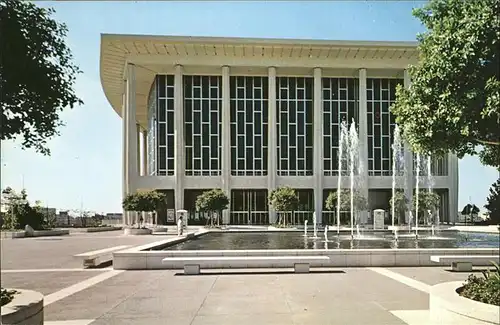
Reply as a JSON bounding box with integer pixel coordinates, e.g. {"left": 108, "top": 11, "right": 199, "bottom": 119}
{"left": 100, "top": 34, "right": 418, "bottom": 128}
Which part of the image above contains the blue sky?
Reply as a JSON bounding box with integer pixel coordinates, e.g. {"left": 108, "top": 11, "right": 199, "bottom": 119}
{"left": 1, "top": 1, "right": 498, "bottom": 213}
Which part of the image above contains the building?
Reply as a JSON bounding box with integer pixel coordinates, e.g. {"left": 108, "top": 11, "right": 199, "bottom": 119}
{"left": 99, "top": 34, "right": 459, "bottom": 226}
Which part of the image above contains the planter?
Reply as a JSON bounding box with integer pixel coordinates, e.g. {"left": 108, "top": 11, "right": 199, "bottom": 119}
{"left": 430, "top": 281, "right": 500, "bottom": 325}
{"left": 1, "top": 289, "right": 44, "bottom": 325}
{"left": 124, "top": 228, "right": 152, "bottom": 236}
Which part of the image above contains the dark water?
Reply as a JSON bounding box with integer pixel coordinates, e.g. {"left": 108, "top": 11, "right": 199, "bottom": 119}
{"left": 162, "top": 231, "right": 500, "bottom": 250}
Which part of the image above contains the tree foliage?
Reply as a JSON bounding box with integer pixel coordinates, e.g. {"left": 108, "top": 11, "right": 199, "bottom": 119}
{"left": 461, "top": 203, "right": 480, "bottom": 215}
{"left": 195, "top": 189, "right": 229, "bottom": 227}
{"left": 390, "top": 190, "right": 409, "bottom": 224}
{"left": 413, "top": 191, "right": 441, "bottom": 224}
{"left": 269, "top": 187, "right": 299, "bottom": 212}
{"left": 122, "top": 190, "right": 167, "bottom": 214}
{"left": 391, "top": 0, "right": 500, "bottom": 169}
{"left": 0, "top": 0, "right": 83, "bottom": 155}
{"left": 1, "top": 187, "right": 47, "bottom": 230}
{"left": 325, "top": 189, "right": 368, "bottom": 212}
{"left": 485, "top": 178, "right": 500, "bottom": 224}
{"left": 268, "top": 187, "right": 299, "bottom": 226}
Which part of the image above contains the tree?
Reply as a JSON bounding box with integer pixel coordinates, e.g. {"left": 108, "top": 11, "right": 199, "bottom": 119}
{"left": 460, "top": 203, "right": 480, "bottom": 224}
{"left": 122, "top": 190, "right": 167, "bottom": 228}
{"left": 412, "top": 191, "right": 441, "bottom": 224}
{"left": 325, "top": 189, "right": 368, "bottom": 224}
{"left": 485, "top": 178, "right": 500, "bottom": 224}
{"left": 389, "top": 190, "right": 409, "bottom": 225}
{"left": 0, "top": 0, "right": 83, "bottom": 155}
{"left": 1, "top": 187, "right": 46, "bottom": 230}
{"left": 269, "top": 187, "right": 299, "bottom": 227}
{"left": 195, "top": 189, "right": 229, "bottom": 227}
{"left": 391, "top": 0, "right": 500, "bottom": 169}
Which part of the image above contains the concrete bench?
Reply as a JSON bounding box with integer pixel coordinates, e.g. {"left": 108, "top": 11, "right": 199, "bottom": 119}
{"left": 162, "top": 256, "right": 330, "bottom": 275}
{"left": 430, "top": 255, "right": 499, "bottom": 271}
{"left": 74, "top": 245, "right": 130, "bottom": 268}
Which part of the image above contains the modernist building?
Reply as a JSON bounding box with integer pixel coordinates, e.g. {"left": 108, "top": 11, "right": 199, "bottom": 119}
{"left": 100, "top": 34, "right": 459, "bottom": 225}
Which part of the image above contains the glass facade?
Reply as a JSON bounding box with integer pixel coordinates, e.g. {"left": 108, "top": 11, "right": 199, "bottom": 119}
{"left": 367, "top": 78, "right": 403, "bottom": 176}
{"left": 230, "top": 76, "right": 269, "bottom": 176}
{"left": 184, "top": 76, "right": 222, "bottom": 176}
{"left": 322, "top": 78, "right": 359, "bottom": 176}
{"left": 156, "top": 75, "right": 176, "bottom": 176}
{"left": 147, "top": 79, "right": 157, "bottom": 176}
{"left": 276, "top": 77, "right": 314, "bottom": 176}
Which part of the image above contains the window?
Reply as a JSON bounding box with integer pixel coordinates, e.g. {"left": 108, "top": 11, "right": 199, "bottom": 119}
{"left": 367, "top": 78, "right": 403, "bottom": 176}
{"left": 184, "top": 75, "right": 222, "bottom": 176}
{"left": 322, "top": 78, "right": 359, "bottom": 176}
{"left": 230, "top": 76, "right": 269, "bottom": 176}
{"left": 155, "top": 75, "right": 175, "bottom": 176}
{"left": 276, "top": 77, "right": 313, "bottom": 176}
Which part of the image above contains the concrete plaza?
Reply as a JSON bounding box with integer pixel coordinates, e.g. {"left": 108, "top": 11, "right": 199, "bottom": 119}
{"left": 1, "top": 231, "right": 476, "bottom": 325}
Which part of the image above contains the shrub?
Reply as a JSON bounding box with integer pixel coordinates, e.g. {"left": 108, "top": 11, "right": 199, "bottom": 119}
{"left": 459, "top": 262, "right": 500, "bottom": 306}
{"left": 1, "top": 288, "right": 18, "bottom": 306}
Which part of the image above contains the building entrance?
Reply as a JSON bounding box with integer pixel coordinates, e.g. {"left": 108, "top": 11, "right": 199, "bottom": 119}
{"left": 230, "top": 189, "right": 269, "bottom": 225}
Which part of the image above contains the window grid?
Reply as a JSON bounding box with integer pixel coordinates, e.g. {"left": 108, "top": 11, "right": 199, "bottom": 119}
{"left": 413, "top": 154, "right": 448, "bottom": 176}
{"left": 147, "top": 78, "right": 157, "bottom": 176}
{"left": 156, "top": 75, "right": 175, "bottom": 176}
{"left": 230, "top": 76, "right": 269, "bottom": 176}
{"left": 276, "top": 77, "right": 314, "bottom": 176}
{"left": 322, "top": 78, "right": 359, "bottom": 176}
{"left": 184, "top": 76, "right": 222, "bottom": 176}
{"left": 367, "top": 78, "right": 403, "bottom": 176}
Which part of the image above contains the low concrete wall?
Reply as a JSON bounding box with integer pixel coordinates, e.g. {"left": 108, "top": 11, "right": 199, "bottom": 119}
{"left": 31, "top": 229, "right": 69, "bottom": 237}
{"left": 123, "top": 228, "right": 152, "bottom": 236}
{"left": 113, "top": 230, "right": 498, "bottom": 270}
{"left": 1, "top": 289, "right": 44, "bottom": 325}
{"left": 86, "top": 226, "right": 122, "bottom": 233}
{"left": 1, "top": 229, "right": 69, "bottom": 239}
{"left": 430, "top": 281, "right": 500, "bottom": 324}
{"left": 1, "top": 231, "right": 25, "bottom": 239}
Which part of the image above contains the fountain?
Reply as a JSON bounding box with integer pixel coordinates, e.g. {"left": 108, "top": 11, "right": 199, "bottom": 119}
{"left": 348, "top": 120, "right": 359, "bottom": 240}
{"left": 336, "top": 120, "right": 348, "bottom": 234}
{"left": 312, "top": 212, "right": 318, "bottom": 238}
{"left": 324, "top": 226, "right": 328, "bottom": 242}
{"left": 415, "top": 152, "right": 420, "bottom": 238}
{"left": 356, "top": 224, "right": 361, "bottom": 238}
{"left": 304, "top": 219, "right": 308, "bottom": 237}
{"left": 391, "top": 125, "right": 404, "bottom": 228}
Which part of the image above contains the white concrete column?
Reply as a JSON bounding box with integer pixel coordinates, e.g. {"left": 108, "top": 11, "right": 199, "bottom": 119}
{"left": 448, "top": 154, "right": 459, "bottom": 224}
{"left": 313, "top": 68, "right": 323, "bottom": 224}
{"left": 358, "top": 69, "right": 369, "bottom": 224}
{"left": 121, "top": 95, "right": 128, "bottom": 225}
{"left": 403, "top": 69, "right": 414, "bottom": 224}
{"left": 124, "top": 64, "right": 138, "bottom": 225}
{"left": 142, "top": 130, "right": 148, "bottom": 176}
{"left": 174, "top": 65, "right": 185, "bottom": 213}
{"left": 136, "top": 124, "right": 141, "bottom": 177}
{"left": 221, "top": 66, "right": 231, "bottom": 224}
{"left": 268, "top": 67, "right": 277, "bottom": 224}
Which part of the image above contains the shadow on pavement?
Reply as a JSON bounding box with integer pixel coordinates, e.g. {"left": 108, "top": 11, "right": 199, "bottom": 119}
{"left": 175, "top": 270, "right": 346, "bottom": 276}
